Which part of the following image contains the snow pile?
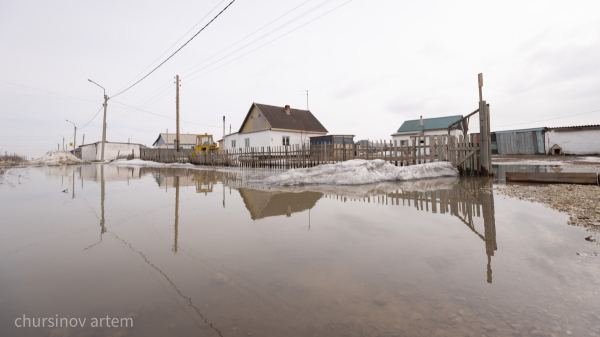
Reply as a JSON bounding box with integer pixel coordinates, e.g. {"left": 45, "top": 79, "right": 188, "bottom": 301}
{"left": 31, "top": 151, "right": 82, "bottom": 166}
{"left": 254, "top": 177, "right": 460, "bottom": 198}
{"left": 109, "top": 159, "right": 195, "bottom": 168}
{"left": 262, "top": 160, "right": 459, "bottom": 186}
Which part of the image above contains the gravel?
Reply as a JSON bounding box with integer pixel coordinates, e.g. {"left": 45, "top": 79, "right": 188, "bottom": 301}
{"left": 495, "top": 183, "right": 600, "bottom": 231}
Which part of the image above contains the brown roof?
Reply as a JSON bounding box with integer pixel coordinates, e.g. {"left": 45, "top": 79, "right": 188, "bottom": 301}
{"left": 239, "top": 103, "right": 328, "bottom": 133}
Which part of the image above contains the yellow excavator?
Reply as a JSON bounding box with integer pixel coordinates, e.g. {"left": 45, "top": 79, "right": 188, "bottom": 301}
{"left": 194, "top": 172, "right": 218, "bottom": 195}
{"left": 191, "top": 134, "right": 219, "bottom": 157}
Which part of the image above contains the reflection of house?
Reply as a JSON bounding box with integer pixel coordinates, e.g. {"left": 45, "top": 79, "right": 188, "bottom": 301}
{"left": 155, "top": 175, "right": 196, "bottom": 190}
{"left": 544, "top": 125, "right": 600, "bottom": 155}
{"left": 238, "top": 188, "right": 323, "bottom": 220}
{"left": 223, "top": 103, "right": 328, "bottom": 151}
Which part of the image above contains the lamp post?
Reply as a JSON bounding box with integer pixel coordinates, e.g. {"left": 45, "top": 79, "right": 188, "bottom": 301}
{"left": 88, "top": 79, "right": 108, "bottom": 161}
{"left": 66, "top": 119, "right": 76, "bottom": 154}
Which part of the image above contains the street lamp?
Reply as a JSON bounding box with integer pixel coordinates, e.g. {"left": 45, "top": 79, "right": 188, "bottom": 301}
{"left": 88, "top": 79, "right": 108, "bottom": 161}
{"left": 66, "top": 119, "right": 76, "bottom": 153}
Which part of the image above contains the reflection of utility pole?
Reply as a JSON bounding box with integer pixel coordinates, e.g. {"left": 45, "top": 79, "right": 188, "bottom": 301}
{"left": 72, "top": 168, "right": 75, "bottom": 199}
{"left": 223, "top": 182, "right": 225, "bottom": 208}
{"left": 173, "top": 176, "right": 179, "bottom": 253}
{"left": 482, "top": 178, "right": 497, "bottom": 283}
{"left": 100, "top": 165, "right": 106, "bottom": 236}
{"left": 175, "top": 75, "right": 180, "bottom": 152}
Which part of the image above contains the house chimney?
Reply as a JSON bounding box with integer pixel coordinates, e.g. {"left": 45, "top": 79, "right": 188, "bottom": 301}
{"left": 420, "top": 116, "right": 423, "bottom": 126}
{"left": 285, "top": 105, "right": 290, "bottom": 115}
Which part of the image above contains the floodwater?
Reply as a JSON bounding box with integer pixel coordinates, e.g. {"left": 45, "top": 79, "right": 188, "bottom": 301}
{"left": 1, "top": 164, "right": 599, "bottom": 337}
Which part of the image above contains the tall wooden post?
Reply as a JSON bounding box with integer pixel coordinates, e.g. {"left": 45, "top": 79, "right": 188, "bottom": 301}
{"left": 478, "top": 73, "right": 492, "bottom": 176}
{"left": 175, "top": 75, "right": 180, "bottom": 151}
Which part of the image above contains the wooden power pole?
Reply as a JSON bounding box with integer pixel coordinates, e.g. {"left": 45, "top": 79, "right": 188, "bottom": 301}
{"left": 175, "top": 75, "right": 180, "bottom": 151}
{"left": 478, "top": 73, "right": 492, "bottom": 176}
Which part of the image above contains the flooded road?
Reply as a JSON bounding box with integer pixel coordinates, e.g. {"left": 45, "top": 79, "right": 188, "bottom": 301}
{"left": 1, "top": 164, "right": 599, "bottom": 336}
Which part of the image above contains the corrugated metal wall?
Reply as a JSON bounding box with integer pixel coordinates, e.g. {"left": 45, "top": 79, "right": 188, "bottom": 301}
{"left": 496, "top": 131, "right": 545, "bottom": 155}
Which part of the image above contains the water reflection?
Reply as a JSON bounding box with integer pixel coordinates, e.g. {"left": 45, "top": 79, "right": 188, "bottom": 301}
{"left": 8, "top": 164, "right": 600, "bottom": 336}
{"left": 238, "top": 189, "right": 323, "bottom": 220}
{"left": 237, "top": 178, "right": 498, "bottom": 282}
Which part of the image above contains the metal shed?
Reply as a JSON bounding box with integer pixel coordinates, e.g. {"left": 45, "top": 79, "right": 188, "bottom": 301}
{"left": 493, "top": 128, "right": 546, "bottom": 155}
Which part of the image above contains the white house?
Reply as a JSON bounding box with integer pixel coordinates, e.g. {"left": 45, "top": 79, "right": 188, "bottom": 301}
{"left": 152, "top": 133, "right": 201, "bottom": 150}
{"left": 81, "top": 141, "right": 142, "bottom": 161}
{"left": 544, "top": 125, "right": 600, "bottom": 155}
{"left": 391, "top": 115, "right": 465, "bottom": 155}
{"left": 222, "top": 103, "right": 328, "bottom": 151}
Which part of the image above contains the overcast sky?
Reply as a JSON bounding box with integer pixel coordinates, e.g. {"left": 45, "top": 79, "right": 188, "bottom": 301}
{"left": 1, "top": 0, "right": 599, "bottom": 157}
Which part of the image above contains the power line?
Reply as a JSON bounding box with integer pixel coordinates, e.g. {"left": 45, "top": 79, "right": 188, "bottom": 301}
{"left": 180, "top": 0, "right": 313, "bottom": 75}
{"left": 186, "top": 0, "right": 354, "bottom": 83}
{"left": 114, "top": 0, "right": 227, "bottom": 93}
{"left": 111, "top": 0, "right": 238, "bottom": 98}
{"left": 492, "top": 108, "right": 600, "bottom": 129}
{"left": 0, "top": 80, "right": 98, "bottom": 103}
{"left": 185, "top": 0, "right": 335, "bottom": 79}
{"left": 110, "top": 100, "right": 220, "bottom": 127}
{"left": 79, "top": 105, "right": 105, "bottom": 130}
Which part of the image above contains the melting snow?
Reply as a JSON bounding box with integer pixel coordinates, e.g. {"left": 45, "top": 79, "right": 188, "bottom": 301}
{"left": 109, "top": 159, "right": 196, "bottom": 168}
{"left": 262, "top": 160, "right": 459, "bottom": 186}
{"left": 577, "top": 157, "right": 600, "bottom": 163}
{"left": 31, "top": 151, "right": 82, "bottom": 166}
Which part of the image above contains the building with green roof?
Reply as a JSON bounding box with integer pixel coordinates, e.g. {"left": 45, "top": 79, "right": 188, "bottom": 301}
{"left": 391, "top": 115, "right": 466, "bottom": 153}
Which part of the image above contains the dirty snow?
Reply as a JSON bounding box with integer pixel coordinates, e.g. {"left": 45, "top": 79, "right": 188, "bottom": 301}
{"left": 577, "top": 157, "right": 600, "bottom": 163}
{"left": 262, "top": 160, "right": 459, "bottom": 186}
{"left": 109, "top": 159, "right": 195, "bottom": 168}
{"left": 251, "top": 177, "right": 460, "bottom": 199}
{"left": 30, "top": 151, "right": 82, "bottom": 166}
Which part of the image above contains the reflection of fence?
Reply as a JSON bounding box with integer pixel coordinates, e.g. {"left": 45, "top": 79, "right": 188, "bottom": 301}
{"left": 323, "top": 179, "right": 497, "bottom": 283}
{"left": 186, "top": 135, "right": 482, "bottom": 176}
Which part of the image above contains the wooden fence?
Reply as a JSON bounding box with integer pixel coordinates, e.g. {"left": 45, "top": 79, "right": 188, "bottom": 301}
{"left": 188, "top": 134, "right": 482, "bottom": 175}
{"left": 140, "top": 148, "right": 194, "bottom": 163}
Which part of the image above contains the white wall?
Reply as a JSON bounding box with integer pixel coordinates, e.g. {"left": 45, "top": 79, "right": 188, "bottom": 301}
{"left": 81, "top": 143, "right": 141, "bottom": 161}
{"left": 392, "top": 129, "right": 462, "bottom": 155}
{"left": 544, "top": 129, "right": 600, "bottom": 155}
{"left": 223, "top": 130, "right": 326, "bottom": 151}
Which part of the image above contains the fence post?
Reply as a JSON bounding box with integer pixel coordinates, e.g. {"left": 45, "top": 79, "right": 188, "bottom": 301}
{"left": 479, "top": 100, "right": 491, "bottom": 175}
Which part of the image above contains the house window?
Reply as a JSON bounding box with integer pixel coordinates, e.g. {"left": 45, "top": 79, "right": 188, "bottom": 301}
{"left": 250, "top": 115, "right": 253, "bottom": 119}
{"left": 282, "top": 136, "right": 290, "bottom": 146}
{"left": 258, "top": 114, "right": 261, "bottom": 117}
{"left": 400, "top": 140, "right": 406, "bottom": 146}
{"left": 245, "top": 138, "right": 250, "bottom": 147}
{"left": 231, "top": 140, "right": 236, "bottom": 148}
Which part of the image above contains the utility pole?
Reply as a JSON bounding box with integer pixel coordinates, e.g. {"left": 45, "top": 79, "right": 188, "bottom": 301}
{"left": 175, "top": 75, "right": 180, "bottom": 151}
{"left": 223, "top": 116, "right": 225, "bottom": 140}
{"left": 88, "top": 79, "right": 108, "bottom": 161}
{"left": 101, "top": 94, "right": 108, "bottom": 160}
{"left": 59, "top": 134, "right": 65, "bottom": 150}
{"left": 66, "top": 120, "right": 77, "bottom": 153}
{"left": 306, "top": 90, "right": 309, "bottom": 110}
